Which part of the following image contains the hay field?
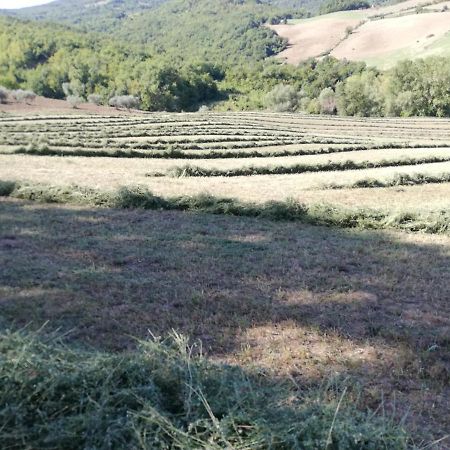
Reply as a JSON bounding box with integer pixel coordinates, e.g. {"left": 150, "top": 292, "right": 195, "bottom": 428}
{"left": 1, "top": 112, "right": 450, "bottom": 216}
{"left": 1, "top": 111, "right": 449, "bottom": 444}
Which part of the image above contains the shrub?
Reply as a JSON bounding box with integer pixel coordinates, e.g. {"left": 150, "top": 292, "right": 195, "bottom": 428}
{"left": 265, "top": 84, "right": 300, "bottom": 112}
{"left": 11, "top": 89, "right": 36, "bottom": 104}
{"left": 0, "top": 86, "right": 9, "bottom": 104}
{"left": 66, "top": 95, "right": 83, "bottom": 109}
{"left": 109, "top": 95, "right": 140, "bottom": 110}
{"left": 198, "top": 104, "right": 210, "bottom": 113}
{"left": 87, "top": 94, "right": 102, "bottom": 105}
{"left": 318, "top": 87, "right": 337, "bottom": 114}
{"left": 299, "top": 97, "right": 320, "bottom": 114}
{"left": 336, "top": 72, "right": 384, "bottom": 116}
{"left": 62, "top": 81, "right": 85, "bottom": 98}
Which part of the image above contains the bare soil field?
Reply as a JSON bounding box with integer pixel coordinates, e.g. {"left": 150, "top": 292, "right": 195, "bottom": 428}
{"left": 268, "top": 13, "right": 364, "bottom": 64}
{"left": 270, "top": 3, "right": 450, "bottom": 68}
{"left": 331, "top": 12, "right": 450, "bottom": 67}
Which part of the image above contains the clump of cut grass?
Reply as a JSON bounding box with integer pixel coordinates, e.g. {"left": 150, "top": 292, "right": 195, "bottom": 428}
{"left": 0, "top": 180, "right": 16, "bottom": 196}
{"left": 1, "top": 181, "right": 449, "bottom": 233}
{"left": 325, "top": 172, "right": 450, "bottom": 189}
{"left": 0, "top": 328, "right": 409, "bottom": 449}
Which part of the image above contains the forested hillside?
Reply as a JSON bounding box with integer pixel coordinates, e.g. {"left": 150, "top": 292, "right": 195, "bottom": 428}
{"left": 0, "top": 16, "right": 221, "bottom": 111}
{"left": 1, "top": 0, "right": 169, "bottom": 32}
{"left": 2, "top": 0, "right": 319, "bottom": 32}
{"left": 1, "top": 0, "right": 450, "bottom": 117}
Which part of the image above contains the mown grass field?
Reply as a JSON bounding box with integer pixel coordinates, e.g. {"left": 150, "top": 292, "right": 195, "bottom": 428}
{"left": 1, "top": 111, "right": 449, "bottom": 448}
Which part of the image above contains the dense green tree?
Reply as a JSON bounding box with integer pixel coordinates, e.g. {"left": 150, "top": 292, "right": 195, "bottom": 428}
{"left": 336, "top": 71, "right": 384, "bottom": 116}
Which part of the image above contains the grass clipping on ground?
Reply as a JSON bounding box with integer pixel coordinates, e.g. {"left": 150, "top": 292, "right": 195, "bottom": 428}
{"left": 1, "top": 180, "right": 449, "bottom": 234}
{"left": 0, "top": 328, "right": 408, "bottom": 449}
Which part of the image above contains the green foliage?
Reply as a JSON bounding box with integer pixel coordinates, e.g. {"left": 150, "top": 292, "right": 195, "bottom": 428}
{"left": 386, "top": 58, "right": 450, "bottom": 117}
{"left": 2, "top": 4, "right": 450, "bottom": 117}
{"left": 0, "top": 85, "right": 8, "bottom": 103}
{"left": 0, "top": 16, "right": 220, "bottom": 112}
{"left": 320, "top": 0, "right": 370, "bottom": 14}
{"left": 265, "top": 83, "right": 300, "bottom": 112}
{"left": 336, "top": 71, "right": 384, "bottom": 116}
{"left": 318, "top": 87, "right": 337, "bottom": 114}
{"left": 3, "top": 0, "right": 169, "bottom": 33}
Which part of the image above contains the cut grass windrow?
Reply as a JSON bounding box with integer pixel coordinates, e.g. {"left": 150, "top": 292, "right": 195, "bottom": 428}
{"left": 324, "top": 172, "right": 450, "bottom": 189}
{"left": 7, "top": 143, "right": 450, "bottom": 160}
{"left": 160, "top": 156, "right": 450, "bottom": 178}
{"left": 0, "top": 329, "right": 409, "bottom": 450}
{"left": 1, "top": 180, "right": 448, "bottom": 234}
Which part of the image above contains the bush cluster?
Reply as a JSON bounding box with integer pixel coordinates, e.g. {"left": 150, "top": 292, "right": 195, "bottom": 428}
{"left": 264, "top": 57, "right": 450, "bottom": 117}
{"left": 109, "top": 95, "right": 140, "bottom": 110}
{"left": 0, "top": 85, "right": 8, "bottom": 104}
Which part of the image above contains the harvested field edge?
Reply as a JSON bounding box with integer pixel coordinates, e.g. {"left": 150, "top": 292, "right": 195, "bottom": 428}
{"left": 323, "top": 172, "right": 450, "bottom": 189}
{"left": 1, "top": 180, "right": 449, "bottom": 234}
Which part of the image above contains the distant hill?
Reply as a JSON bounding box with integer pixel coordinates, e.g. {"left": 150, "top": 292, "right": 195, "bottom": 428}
{"left": 2, "top": 0, "right": 324, "bottom": 33}
{"left": 1, "top": 0, "right": 169, "bottom": 32}
{"left": 1, "top": 0, "right": 310, "bottom": 65}
{"left": 270, "top": 0, "right": 450, "bottom": 68}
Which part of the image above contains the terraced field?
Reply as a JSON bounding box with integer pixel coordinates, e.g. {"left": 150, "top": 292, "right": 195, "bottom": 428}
{"left": 1, "top": 112, "right": 450, "bottom": 226}
{"left": 1, "top": 112, "right": 449, "bottom": 445}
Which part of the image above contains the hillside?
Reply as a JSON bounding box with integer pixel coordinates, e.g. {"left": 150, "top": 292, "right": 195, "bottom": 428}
{"left": 1, "top": 0, "right": 169, "bottom": 32}
{"left": 1, "top": 0, "right": 296, "bottom": 65}
{"left": 270, "top": 0, "right": 450, "bottom": 68}
{"left": 2, "top": 0, "right": 318, "bottom": 33}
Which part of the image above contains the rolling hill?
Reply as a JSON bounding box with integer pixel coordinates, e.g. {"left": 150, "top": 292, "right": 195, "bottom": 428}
{"left": 1, "top": 0, "right": 299, "bottom": 65}
{"left": 2, "top": 0, "right": 319, "bottom": 33}
{"left": 0, "top": 0, "right": 169, "bottom": 32}
{"left": 270, "top": 0, "right": 450, "bottom": 68}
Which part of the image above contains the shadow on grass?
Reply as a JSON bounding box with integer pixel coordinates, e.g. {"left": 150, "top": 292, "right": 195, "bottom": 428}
{"left": 0, "top": 198, "right": 449, "bottom": 441}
